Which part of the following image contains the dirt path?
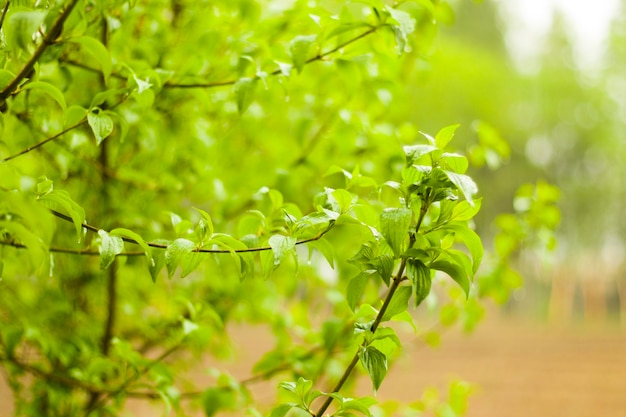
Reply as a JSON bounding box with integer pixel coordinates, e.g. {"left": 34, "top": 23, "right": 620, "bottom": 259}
{"left": 2, "top": 315, "right": 625, "bottom": 416}
{"left": 375, "top": 317, "right": 626, "bottom": 417}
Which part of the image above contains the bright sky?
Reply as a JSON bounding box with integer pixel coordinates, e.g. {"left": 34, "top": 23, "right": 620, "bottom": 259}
{"left": 496, "top": 0, "right": 621, "bottom": 73}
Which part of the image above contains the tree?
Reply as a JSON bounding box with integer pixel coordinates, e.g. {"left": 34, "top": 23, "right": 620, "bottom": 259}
{"left": 0, "top": 1, "right": 559, "bottom": 416}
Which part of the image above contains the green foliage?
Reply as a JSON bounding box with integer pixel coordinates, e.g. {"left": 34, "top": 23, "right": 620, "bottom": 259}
{"left": 0, "top": 1, "right": 561, "bottom": 417}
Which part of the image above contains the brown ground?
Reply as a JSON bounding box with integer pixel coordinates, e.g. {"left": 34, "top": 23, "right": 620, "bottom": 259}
{"left": 2, "top": 314, "right": 625, "bottom": 417}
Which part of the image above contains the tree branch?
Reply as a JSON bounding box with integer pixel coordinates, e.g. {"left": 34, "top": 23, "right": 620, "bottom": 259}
{"left": 313, "top": 205, "right": 428, "bottom": 417}
{"left": 49, "top": 209, "right": 335, "bottom": 254}
{"left": 1, "top": 120, "right": 88, "bottom": 162}
{"left": 62, "top": 27, "right": 378, "bottom": 90}
{"left": 0, "top": 1, "right": 10, "bottom": 32}
{"left": 0, "top": 0, "right": 80, "bottom": 102}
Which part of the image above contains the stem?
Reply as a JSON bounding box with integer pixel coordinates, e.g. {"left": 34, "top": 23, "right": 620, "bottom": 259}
{"left": 1, "top": 120, "right": 88, "bottom": 162}
{"left": 0, "top": 0, "right": 80, "bottom": 101}
{"left": 0, "top": 1, "right": 10, "bottom": 32}
{"left": 49, "top": 209, "right": 335, "bottom": 254}
{"left": 314, "top": 205, "right": 429, "bottom": 417}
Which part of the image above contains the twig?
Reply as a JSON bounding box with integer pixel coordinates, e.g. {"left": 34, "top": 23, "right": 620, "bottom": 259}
{"left": 49, "top": 209, "right": 335, "bottom": 254}
{"left": 0, "top": 1, "right": 10, "bottom": 32}
{"left": 62, "top": 27, "right": 378, "bottom": 90}
{"left": 0, "top": 240, "right": 144, "bottom": 255}
{"left": 313, "top": 205, "right": 428, "bottom": 417}
{"left": 1, "top": 120, "right": 88, "bottom": 162}
{"left": 0, "top": 0, "right": 80, "bottom": 101}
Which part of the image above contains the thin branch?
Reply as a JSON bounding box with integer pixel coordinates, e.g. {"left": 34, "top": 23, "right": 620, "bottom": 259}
{"left": 0, "top": 0, "right": 80, "bottom": 101}
{"left": 1, "top": 120, "right": 88, "bottom": 162}
{"left": 164, "top": 27, "right": 377, "bottom": 89}
{"left": 0, "top": 240, "right": 144, "bottom": 255}
{"left": 83, "top": 343, "right": 182, "bottom": 416}
{"left": 61, "top": 27, "right": 378, "bottom": 90}
{"left": 0, "top": 1, "right": 10, "bottom": 32}
{"left": 49, "top": 209, "right": 335, "bottom": 254}
{"left": 313, "top": 205, "right": 428, "bottom": 417}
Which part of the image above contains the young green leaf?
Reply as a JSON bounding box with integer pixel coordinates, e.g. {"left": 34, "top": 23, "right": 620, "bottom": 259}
{"left": 450, "top": 198, "right": 482, "bottom": 222}
{"left": 347, "top": 270, "right": 375, "bottom": 312}
{"left": 381, "top": 286, "right": 411, "bottom": 321}
{"left": 232, "top": 77, "right": 256, "bottom": 115}
{"left": 5, "top": 10, "right": 46, "bottom": 52}
{"left": 430, "top": 258, "right": 470, "bottom": 298}
{"left": 443, "top": 223, "right": 483, "bottom": 273}
{"left": 21, "top": 82, "right": 67, "bottom": 113}
{"left": 406, "top": 259, "right": 431, "bottom": 306}
{"left": 72, "top": 36, "right": 113, "bottom": 82}
{"left": 97, "top": 230, "right": 124, "bottom": 270}
{"left": 37, "top": 189, "right": 86, "bottom": 242}
{"left": 370, "top": 254, "right": 395, "bottom": 286}
{"left": 403, "top": 144, "right": 437, "bottom": 166}
{"left": 87, "top": 108, "right": 114, "bottom": 145}
{"left": 359, "top": 345, "right": 388, "bottom": 393}
{"left": 434, "top": 124, "right": 460, "bottom": 149}
{"left": 444, "top": 171, "right": 478, "bottom": 205}
{"left": 268, "top": 234, "right": 297, "bottom": 267}
{"left": 165, "top": 238, "right": 195, "bottom": 278}
{"left": 385, "top": 6, "right": 415, "bottom": 54}
{"left": 269, "top": 403, "right": 298, "bottom": 417}
{"left": 380, "top": 208, "right": 412, "bottom": 256}
{"left": 289, "top": 35, "right": 316, "bottom": 73}
{"left": 110, "top": 228, "right": 153, "bottom": 265}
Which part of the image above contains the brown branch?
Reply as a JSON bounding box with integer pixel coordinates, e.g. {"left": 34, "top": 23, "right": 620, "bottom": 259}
{"left": 313, "top": 205, "right": 427, "bottom": 417}
{"left": 1, "top": 120, "right": 88, "bottom": 162}
{"left": 0, "top": 0, "right": 80, "bottom": 101}
{"left": 61, "top": 27, "right": 378, "bottom": 90}
{"left": 49, "top": 209, "right": 335, "bottom": 254}
{"left": 0, "top": 1, "right": 10, "bottom": 32}
{"left": 0, "top": 240, "right": 144, "bottom": 255}
{"left": 83, "top": 343, "right": 182, "bottom": 416}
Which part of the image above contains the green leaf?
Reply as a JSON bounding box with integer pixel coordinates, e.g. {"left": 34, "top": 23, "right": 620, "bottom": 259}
{"left": 165, "top": 238, "right": 196, "bottom": 278}
{"left": 64, "top": 105, "right": 88, "bottom": 128}
{"left": 289, "top": 35, "right": 316, "bottom": 73}
{"left": 407, "top": 259, "right": 431, "bottom": 306}
{"left": 0, "top": 70, "right": 16, "bottom": 90}
{"left": 430, "top": 258, "right": 470, "bottom": 298}
{"left": 380, "top": 208, "right": 412, "bottom": 256}
{"left": 381, "top": 285, "right": 411, "bottom": 321}
{"left": 441, "top": 153, "right": 469, "bottom": 174}
{"left": 148, "top": 247, "right": 167, "bottom": 283}
{"left": 450, "top": 198, "right": 482, "bottom": 222}
{"left": 308, "top": 238, "right": 335, "bottom": 268}
{"left": 0, "top": 221, "right": 47, "bottom": 272}
{"left": 347, "top": 270, "right": 375, "bottom": 312}
{"left": 435, "top": 124, "right": 460, "bottom": 149}
{"left": 359, "top": 345, "right": 387, "bottom": 393}
{"left": 87, "top": 108, "right": 114, "bottom": 145}
{"left": 72, "top": 36, "right": 113, "bottom": 82}
{"left": 403, "top": 144, "right": 438, "bottom": 165}
{"left": 444, "top": 223, "right": 484, "bottom": 274}
{"left": 21, "top": 82, "right": 67, "bottom": 113}
{"left": 90, "top": 88, "right": 129, "bottom": 109}
{"left": 269, "top": 403, "right": 297, "bottom": 417}
{"left": 268, "top": 234, "right": 296, "bottom": 267}
{"left": 110, "top": 228, "right": 153, "bottom": 265}
{"left": 97, "top": 230, "right": 124, "bottom": 270}
{"left": 385, "top": 6, "right": 415, "bottom": 54}
{"left": 444, "top": 171, "right": 478, "bottom": 205}
{"left": 370, "top": 254, "right": 394, "bottom": 286}
{"left": 37, "top": 189, "right": 86, "bottom": 242}
{"left": 5, "top": 9, "right": 47, "bottom": 52}
{"left": 233, "top": 77, "right": 256, "bottom": 115}
{"left": 193, "top": 207, "right": 215, "bottom": 241}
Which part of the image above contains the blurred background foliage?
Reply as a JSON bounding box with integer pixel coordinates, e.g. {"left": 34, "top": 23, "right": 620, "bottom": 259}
{"left": 0, "top": 0, "right": 624, "bottom": 415}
